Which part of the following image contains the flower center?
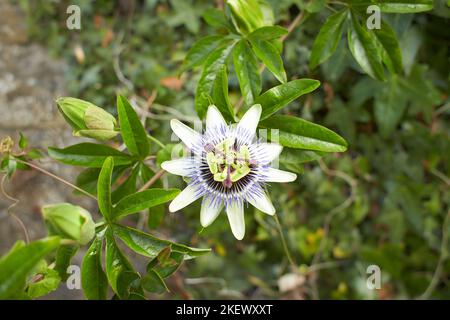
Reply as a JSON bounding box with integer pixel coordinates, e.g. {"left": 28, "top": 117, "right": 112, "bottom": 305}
{"left": 205, "top": 137, "right": 254, "bottom": 189}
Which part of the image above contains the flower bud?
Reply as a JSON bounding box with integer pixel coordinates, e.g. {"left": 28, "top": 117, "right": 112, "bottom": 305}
{"left": 42, "top": 203, "right": 95, "bottom": 245}
{"left": 56, "top": 97, "right": 118, "bottom": 140}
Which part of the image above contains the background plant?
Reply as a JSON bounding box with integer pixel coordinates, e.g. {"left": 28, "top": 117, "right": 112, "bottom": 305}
{"left": 0, "top": 0, "right": 448, "bottom": 299}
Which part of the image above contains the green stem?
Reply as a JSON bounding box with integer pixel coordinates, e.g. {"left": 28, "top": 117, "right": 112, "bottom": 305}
{"left": 138, "top": 169, "right": 165, "bottom": 192}
{"left": 273, "top": 214, "right": 298, "bottom": 271}
{"left": 14, "top": 158, "right": 97, "bottom": 201}
{"left": 147, "top": 134, "right": 166, "bottom": 149}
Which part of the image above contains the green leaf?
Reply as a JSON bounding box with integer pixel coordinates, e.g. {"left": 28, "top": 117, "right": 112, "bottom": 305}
{"left": 195, "top": 39, "right": 236, "bottom": 119}
{"left": 374, "top": 76, "right": 408, "bottom": 137}
{"left": 141, "top": 162, "right": 166, "bottom": 228}
{"left": 211, "top": 65, "right": 235, "bottom": 122}
{"left": 54, "top": 244, "right": 78, "bottom": 281}
{"left": 150, "top": 251, "right": 184, "bottom": 279}
{"left": 81, "top": 237, "right": 108, "bottom": 300}
{"left": 227, "top": 0, "right": 270, "bottom": 34}
{"left": 116, "top": 271, "right": 143, "bottom": 299}
{"left": 26, "top": 149, "right": 43, "bottom": 160}
{"left": 280, "top": 148, "right": 324, "bottom": 164}
{"left": 233, "top": 40, "right": 261, "bottom": 106}
{"left": 376, "top": 0, "right": 433, "bottom": 13}
{"left": 140, "top": 163, "right": 163, "bottom": 188}
{"left": 310, "top": 9, "right": 348, "bottom": 69}
{"left": 113, "top": 188, "right": 180, "bottom": 220}
{"left": 360, "top": 244, "right": 404, "bottom": 278}
{"left": 48, "top": 143, "right": 133, "bottom": 167}
{"left": 0, "top": 240, "right": 26, "bottom": 262}
{"left": 75, "top": 168, "right": 101, "bottom": 195}
{"left": 203, "top": 9, "right": 234, "bottom": 31}
{"left": 347, "top": 12, "right": 385, "bottom": 80}
{"left": 0, "top": 237, "right": 60, "bottom": 299}
{"left": 372, "top": 20, "right": 403, "bottom": 74}
{"left": 398, "top": 64, "right": 441, "bottom": 106}
{"left": 182, "top": 35, "right": 225, "bottom": 72}
{"left": 1, "top": 155, "right": 17, "bottom": 178}
{"left": 117, "top": 95, "right": 150, "bottom": 158}
{"left": 306, "top": 0, "right": 326, "bottom": 12}
{"left": 260, "top": 115, "right": 348, "bottom": 152}
{"left": 148, "top": 204, "right": 166, "bottom": 229}
{"left": 105, "top": 230, "right": 138, "bottom": 298}
{"left": 18, "top": 132, "right": 28, "bottom": 149}
{"left": 349, "top": 0, "right": 433, "bottom": 13}
{"left": 111, "top": 166, "right": 139, "bottom": 204}
{"left": 248, "top": 33, "right": 286, "bottom": 83}
{"left": 156, "top": 144, "right": 178, "bottom": 168}
{"left": 75, "top": 166, "right": 128, "bottom": 196}
{"left": 255, "top": 79, "right": 321, "bottom": 119}
{"left": 112, "top": 224, "right": 210, "bottom": 259}
{"left": 141, "top": 270, "right": 168, "bottom": 294}
{"left": 249, "top": 26, "right": 288, "bottom": 40}
{"left": 98, "top": 157, "right": 114, "bottom": 221}
{"left": 27, "top": 268, "right": 61, "bottom": 299}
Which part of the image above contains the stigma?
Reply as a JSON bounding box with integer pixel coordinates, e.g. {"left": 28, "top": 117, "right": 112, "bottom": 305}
{"left": 205, "top": 137, "right": 254, "bottom": 189}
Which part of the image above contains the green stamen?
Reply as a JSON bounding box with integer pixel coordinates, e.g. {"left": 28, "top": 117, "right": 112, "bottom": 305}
{"left": 206, "top": 138, "right": 253, "bottom": 187}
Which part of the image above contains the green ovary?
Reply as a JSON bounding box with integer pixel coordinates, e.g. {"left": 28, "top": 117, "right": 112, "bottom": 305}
{"left": 206, "top": 138, "right": 252, "bottom": 188}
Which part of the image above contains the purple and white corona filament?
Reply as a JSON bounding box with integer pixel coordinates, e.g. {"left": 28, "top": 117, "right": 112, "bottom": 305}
{"left": 162, "top": 104, "right": 297, "bottom": 240}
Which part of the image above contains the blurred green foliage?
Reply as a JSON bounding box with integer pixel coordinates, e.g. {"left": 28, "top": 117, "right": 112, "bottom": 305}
{"left": 19, "top": 0, "right": 449, "bottom": 299}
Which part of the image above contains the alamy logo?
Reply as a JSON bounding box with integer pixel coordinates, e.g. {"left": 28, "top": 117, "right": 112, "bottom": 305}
{"left": 366, "top": 5, "right": 381, "bottom": 30}
{"left": 66, "top": 265, "right": 81, "bottom": 290}
{"left": 366, "top": 264, "right": 381, "bottom": 290}
{"left": 66, "top": 5, "right": 81, "bottom": 30}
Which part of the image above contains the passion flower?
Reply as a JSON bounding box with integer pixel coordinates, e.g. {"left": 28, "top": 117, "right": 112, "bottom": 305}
{"left": 162, "top": 104, "right": 297, "bottom": 240}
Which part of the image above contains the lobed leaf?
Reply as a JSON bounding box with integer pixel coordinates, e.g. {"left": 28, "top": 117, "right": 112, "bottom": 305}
{"left": 81, "top": 237, "right": 108, "bottom": 300}
{"left": 98, "top": 157, "right": 114, "bottom": 221}
{"left": 105, "top": 230, "right": 141, "bottom": 299}
{"left": 182, "top": 35, "right": 225, "bottom": 72}
{"left": 112, "top": 224, "right": 210, "bottom": 260}
{"left": 112, "top": 188, "right": 180, "bottom": 220}
{"left": 48, "top": 143, "right": 133, "bottom": 167}
{"left": 117, "top": 95, "right": 150, "bottom": 158}
{"left": 347, "top": 12, "right": 385, "bottom": 81}
{"left": 310, "top": 9, "right": 348, "bottom": 69}
{"left": 195, "top": 39, "right": 236, "bottom": 119}
{"left": 260, "top": 115, "right": 348, "bottom": 152}
{"left": 248, "top": 32, "right": 286, "bottom": 83}
{"left": 255, "top": 79, "right": 321, "bottom": 119}
{"left": 0, "top": 237, "right": 60, "bottom": 299}
{"left": 212, "top": 65, "right": 235, "bottom": 121}
{"left": 233, "top": 40, "right": 261, "bottom": 106}
{"left": 372, "top": 20, "right": 403, "bottom": 74}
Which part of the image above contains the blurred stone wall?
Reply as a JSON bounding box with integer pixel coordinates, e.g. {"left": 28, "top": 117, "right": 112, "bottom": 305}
{"left": 0, "top": 0, "right": 95, "bottom": 268}
{"left": 0, "top": 1, "right": 95, "bottom": 298}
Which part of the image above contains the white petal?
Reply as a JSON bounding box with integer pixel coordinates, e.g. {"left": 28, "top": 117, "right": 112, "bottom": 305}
{"left": 265, "top": 168, "right": 297, "bottom": 183}
{"left": 237, "top": 104, "right": 261, "bottom": 135}
{"left": 259, "top": 143, "right": 283, "bottom": 162}
{"left": 206, "top": 105, "right": 227, "bottom": 131}
{"left": 169, "top": 185, "right": 202, "bottom": 212}
{"left": 226, "top": 202, "right": 245, "bottom": 240}
{"left": 161, "top": 158, "right": 194, "bottom": 176}
{"left": 247, "top": 190, "right": 275, "bottom": 215}
{"left": 200, "top": 197, "right": 223, "bottom": 227}
{"left": 170, "top": 119, "right": 201, "bottom": 149}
